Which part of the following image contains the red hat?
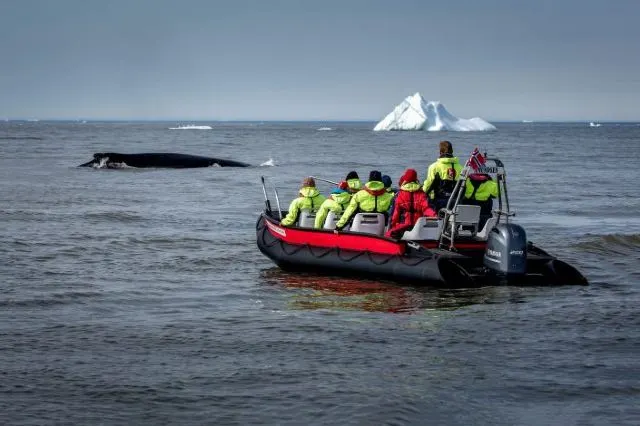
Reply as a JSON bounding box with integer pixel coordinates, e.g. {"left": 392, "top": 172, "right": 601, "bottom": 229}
{"left": 399, "top": 168, "right": 418, "bottom": 186}
{"left": 338, "top": 181, "right": 349, "bottom": 190}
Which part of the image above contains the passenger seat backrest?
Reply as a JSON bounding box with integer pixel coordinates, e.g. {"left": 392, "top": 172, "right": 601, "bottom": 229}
{"left": 350, "top": 213, "right": 385, "bottom": 236}
{"left": 297, "top": 209, "right": 316, "bottom": 228}
{"left": 323, "top": 211, "right": 338, "bottom": 230}
{"left": 401, "top": 217, "right": 441, "bottom": 241}
{"left": 324, "top": 211, "right": 350, "bottom": 231}
{"left": 451, "top": 204, "right": 481, "bottom": 236}
{"left": 455, "top": 205, "right": 481, "bottom": 224}
{"left": 476, "top": 215, "right": 498, "bottom": 240}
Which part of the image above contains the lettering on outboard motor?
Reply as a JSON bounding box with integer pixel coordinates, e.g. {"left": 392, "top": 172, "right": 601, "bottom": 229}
{"left": 487, "top": 249, "right": 502, "bottom": 258}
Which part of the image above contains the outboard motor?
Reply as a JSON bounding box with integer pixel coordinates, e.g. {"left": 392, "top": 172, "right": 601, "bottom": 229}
{"left": 483, "top": 223, "right": 527, "bottom": 275}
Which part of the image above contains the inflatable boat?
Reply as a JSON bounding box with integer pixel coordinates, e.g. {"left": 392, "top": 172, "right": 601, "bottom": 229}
{"left": 256, "top": 156, "right": 588, "bottom": 288}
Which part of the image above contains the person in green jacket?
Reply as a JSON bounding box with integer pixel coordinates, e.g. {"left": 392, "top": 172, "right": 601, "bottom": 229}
{"left": 280, "top": 177, "right": 326, "bottom": 227}
{"left": 345, "top": 171, "right": 362, "bottom": 194}
{"left": 313, "top": 181, "right": 352, "bottom": 229}
{"left": 463, "top": 173, "right": 499, "bottom": 227}
{"left": 423, "top": 140, "right": 463, "bottom": 212}
{"left": 335, "top": 170, "right": 394, "bottom": 230}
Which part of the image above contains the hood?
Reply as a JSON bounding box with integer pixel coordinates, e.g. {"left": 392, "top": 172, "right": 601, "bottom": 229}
{"left": 364, "top": 181, "right": 386, "bottom": 196}
{"left": 299, "top": 186, "right": 321, "bottom": 198}
{"left": 331, "top": 191, "right": 351, "bottom": 204}
{"left": 400, "top": 181, "right": 422, "bottom": 192}
{"left": 437, "top": 156, "right": 460, "bottom": 165}
{"left": 346, "top": 178, "right": 362, "bottom": 192}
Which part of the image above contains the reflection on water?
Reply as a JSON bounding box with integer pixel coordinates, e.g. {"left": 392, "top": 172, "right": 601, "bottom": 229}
{"left": 260, "top": 268, "right": 531, "bottom": 313}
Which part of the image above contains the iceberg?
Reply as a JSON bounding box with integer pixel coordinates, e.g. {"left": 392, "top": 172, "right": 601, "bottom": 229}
{"left": 373, "top": 92, "right": 496, "bottom": 132}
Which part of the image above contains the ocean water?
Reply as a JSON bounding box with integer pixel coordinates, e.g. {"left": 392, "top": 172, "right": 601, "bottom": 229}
{"left": 1, "top": 121, "right": 639, "bottom": 425}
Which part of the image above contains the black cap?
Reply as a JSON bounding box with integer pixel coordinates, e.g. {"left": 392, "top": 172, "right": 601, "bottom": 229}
{"left": 346, "top": 171, "right": 359, "bottom": 180}
{"left": 369, "top": 170, "right": 382, "bottom": 182}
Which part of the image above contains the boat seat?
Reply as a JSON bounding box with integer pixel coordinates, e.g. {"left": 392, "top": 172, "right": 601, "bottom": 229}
{"left": 297, "top": 210, "right": 316, "bottom": 228}
{"left": 350, "top": 213, "right": 385, "bottom": 236}
{"left": 476, "top": 214, "right": 498, "bottom": 240}
{"left": 448, "top": 205, "right": 481, "bottom": 237}
{"left": 401, "top": 217, "right": 441, "bottom": 241}
{"left": 323, "top": 211, "right": 349, "bottom": 231}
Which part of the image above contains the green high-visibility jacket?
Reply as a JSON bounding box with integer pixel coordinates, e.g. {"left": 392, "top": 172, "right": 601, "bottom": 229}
{"left": 464, "top": 177, "right": 498, "bottom": 201}
{"left": 280, "top": 187, "right": 326, "bottom": 226}
{"left": 335, "top": 181, "right": 394, "bottom": 229}
{"left": 313, "top": 191, "right": 352, "bottom": 228}
{"left": 422, "top": 157, "right": 463, "bottom": 199}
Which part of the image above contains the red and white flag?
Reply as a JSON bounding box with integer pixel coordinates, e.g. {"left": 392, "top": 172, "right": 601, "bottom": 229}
{"left": 466, "top": 147, "right": 486, "bottom": 171}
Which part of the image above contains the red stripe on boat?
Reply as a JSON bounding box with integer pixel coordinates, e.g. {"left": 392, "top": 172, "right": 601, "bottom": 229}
{"left": 419, "top": 241, "right": 487, "bottom": 250}
{"left": 265, "top": 217, "right": 404, "bottom": 255}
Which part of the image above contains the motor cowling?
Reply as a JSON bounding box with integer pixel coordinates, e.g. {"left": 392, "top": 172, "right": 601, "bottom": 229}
{"left": 483, "top": 223, "right": 527, "bottom": 275}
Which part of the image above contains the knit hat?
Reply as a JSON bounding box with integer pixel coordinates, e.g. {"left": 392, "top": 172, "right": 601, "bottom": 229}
{"left": 368, "top": 170, "right": 382, "bottom": 182}
{"left": 301, "top": 177, "right": 316, "bottom": 188}
{"left": 399, "top": 168, "right": 418, "bottom": 186}
{"left": 382, "top": 175, "right": 392, "bottom": 188}
{"left": 346, "top": 171, "right": 359, "bottom": 181}
{"left": 439, "top": 140, "right": 453, "bottom": 156}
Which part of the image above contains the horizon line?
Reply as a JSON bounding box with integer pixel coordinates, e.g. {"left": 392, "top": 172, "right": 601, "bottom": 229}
{"left": 2, "top": 118, "right": 638, "bottom": 123}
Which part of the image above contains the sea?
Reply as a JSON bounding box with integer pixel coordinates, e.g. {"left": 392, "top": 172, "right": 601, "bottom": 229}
{"left": 1, "top": 121, "right": 638, "bottom": 425}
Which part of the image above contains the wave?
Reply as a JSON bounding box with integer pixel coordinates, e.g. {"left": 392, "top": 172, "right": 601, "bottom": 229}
{"left": 168, "top": 125, "right": 212, "bottom": 130}
{"left": 573, "top": 233, "right": 640, "bottom": 256}
{"left": 89, "top": 157, "right": 136, "bottom": 169}
{"left": 84, "top": 211, "right": 145, "bottom": 223}
{"left": 260, "top": 158, "right": 275, "bottom": 167}
{"left": 317, "top": 127, "right": 333, "bottom": 131}
{"left": 0, "top": 291, "right": 102, "bottom": 308}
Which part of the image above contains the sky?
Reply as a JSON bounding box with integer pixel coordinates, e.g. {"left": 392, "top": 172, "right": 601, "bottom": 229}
{"left": 1, "top": 0, "right": 639, "bottom": 121}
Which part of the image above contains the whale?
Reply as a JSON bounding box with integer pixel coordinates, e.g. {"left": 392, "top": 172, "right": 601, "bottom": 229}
{"left": 79, "top": 152, "right": 250, "bottom": 168}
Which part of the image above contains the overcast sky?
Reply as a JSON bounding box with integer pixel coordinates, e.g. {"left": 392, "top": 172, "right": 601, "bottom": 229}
{"left": 1, "top": 0, "right": 639, "bottom": 121}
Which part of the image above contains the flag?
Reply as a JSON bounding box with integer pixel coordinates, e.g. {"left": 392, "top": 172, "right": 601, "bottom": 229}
{"left": 466, "top": 147, "right": 486, "bottom": 171}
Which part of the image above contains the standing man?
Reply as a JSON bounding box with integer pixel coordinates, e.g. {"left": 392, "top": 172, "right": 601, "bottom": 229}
{"left": 423, "top": 140, "right": 463, "bottom": 212}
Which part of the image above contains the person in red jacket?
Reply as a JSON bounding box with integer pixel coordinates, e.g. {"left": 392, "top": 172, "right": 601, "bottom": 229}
{"left": 386, "top": 168, "right": 437, "bottom": 238}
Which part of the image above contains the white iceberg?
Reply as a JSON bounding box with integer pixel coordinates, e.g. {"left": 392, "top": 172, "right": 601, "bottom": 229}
{"left": 373, "top": 92, "right": 496, "bottom": 132}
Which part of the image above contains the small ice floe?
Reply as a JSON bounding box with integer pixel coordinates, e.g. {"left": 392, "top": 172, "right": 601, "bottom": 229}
{"left": 168, "top": 124, "right": 213, "bottom": 130}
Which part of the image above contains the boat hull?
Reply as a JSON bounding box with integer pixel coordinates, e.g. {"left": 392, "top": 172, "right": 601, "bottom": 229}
{"left": 256, "top": 213, "right": 587, "bottom": 288}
